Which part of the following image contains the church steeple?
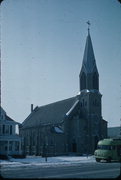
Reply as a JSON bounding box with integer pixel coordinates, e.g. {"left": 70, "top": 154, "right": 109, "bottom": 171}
{"left": 79, "top": 27, "right": 99, "bottom": 91}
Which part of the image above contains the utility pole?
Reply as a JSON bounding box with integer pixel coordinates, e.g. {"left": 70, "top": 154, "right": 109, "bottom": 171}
{"left": 0, "top": 1, "right": 1, "bottom": 116}
{"left": 120, "top": 83, "right": 121, "bottom": 177}
{"left": 120, "top": 119, "right": 121, "bottom": 177}
{"left": 120, "top": 118, "right": 121, "bottom": 176}
{"left": 119, "top": 25, "right": 121, "bottom": 173}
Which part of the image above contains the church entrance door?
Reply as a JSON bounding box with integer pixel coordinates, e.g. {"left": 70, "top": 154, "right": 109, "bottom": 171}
{"left": 72, "top": 143, "right": 77, "bottom": 152}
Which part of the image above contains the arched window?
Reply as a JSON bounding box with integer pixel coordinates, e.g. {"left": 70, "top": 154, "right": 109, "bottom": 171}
{"left": 93, "top": 99, "right": 98, "bottom": 106}
{"left": 80, "top": 72, "right": 86, "bottom": 90}
{"left": 93, "top": 72, "right": 99, "bottom": 90}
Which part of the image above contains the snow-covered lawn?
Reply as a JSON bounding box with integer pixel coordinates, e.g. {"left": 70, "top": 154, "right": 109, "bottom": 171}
{"left": 0, "top": 155, "right": 96, "bottom": 167}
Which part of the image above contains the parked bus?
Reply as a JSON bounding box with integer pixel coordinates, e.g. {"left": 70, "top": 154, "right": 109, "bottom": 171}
{"left": 94, "top": 138, "right": 121, "bottom": 162}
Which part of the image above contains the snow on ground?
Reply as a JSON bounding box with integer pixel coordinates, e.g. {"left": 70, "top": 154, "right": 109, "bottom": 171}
{"left": 0, "top": 155, "right": 96, "bottom": 167}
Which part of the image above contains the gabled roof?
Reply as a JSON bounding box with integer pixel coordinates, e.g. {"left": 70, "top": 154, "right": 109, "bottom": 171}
{"left": 0, "top": 106, "right": 6, "bottom": 115}
{"left": 22, "top": 97, "right": 77, "bottom": 129}
{"left": 5, "top": 115, "right": 15, "bottom": 122}
{"left": 81, "top": 31, "right": 98, "bottom": 74}
{"left": 0, "top": 106, "right": 19, "bottom": 124}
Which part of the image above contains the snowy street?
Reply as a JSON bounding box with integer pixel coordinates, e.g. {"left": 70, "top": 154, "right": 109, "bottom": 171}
{"left": 0, "top": 155, "right": 95, "bottom": 167}
{"left": 0, "top": 155, "right": 120, "bottom": 178}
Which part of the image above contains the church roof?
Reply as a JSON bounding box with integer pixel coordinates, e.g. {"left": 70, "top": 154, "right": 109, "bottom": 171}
{"left": 21, "top": 97, "right": 77, "bottom": 129}
{"left": 66, "top": 99, "right": 79, "bottom": 117}
{"left": 81, "top": 31, "right": 98, "bottom": 74}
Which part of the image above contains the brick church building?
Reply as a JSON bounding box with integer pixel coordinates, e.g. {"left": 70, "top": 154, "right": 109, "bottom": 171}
{"left": 20, "top": 28, "right": 107, "bottom": 156}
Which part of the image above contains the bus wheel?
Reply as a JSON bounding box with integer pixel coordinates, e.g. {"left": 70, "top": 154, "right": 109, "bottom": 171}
{"left": 106, "top": 157, "right": 111, "bottom": 163}
{"left": 96, "top": 158, "right": 100, "bottom": 162}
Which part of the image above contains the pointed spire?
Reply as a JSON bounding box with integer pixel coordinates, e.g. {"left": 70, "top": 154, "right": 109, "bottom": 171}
{"left": 79, "top": 25, "right": 99, "bottom": 91}
{"left": 81, "top": 27, "right": 98, "bottom": 74}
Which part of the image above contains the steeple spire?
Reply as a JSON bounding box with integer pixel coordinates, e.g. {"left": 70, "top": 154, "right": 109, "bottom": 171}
{"left": 82, "top": 29, "right": 97, "bottom": 73}
{"left": 79, "top": 26, "right": 99, "bottom": 91}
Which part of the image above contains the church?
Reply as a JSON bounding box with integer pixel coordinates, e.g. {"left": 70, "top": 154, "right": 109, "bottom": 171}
{"left": 19, "top": 28, "right": 107, "bottom": 156}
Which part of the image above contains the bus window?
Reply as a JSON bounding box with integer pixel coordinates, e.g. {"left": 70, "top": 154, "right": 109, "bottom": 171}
{"left": 111, "top": 146, "right": 115, "bottom": 150}
{"left": 97, "top": 145, "right": 111, "bottom": 150}
{"left": 117, "top": 145, "right": 121, "bottom": 156}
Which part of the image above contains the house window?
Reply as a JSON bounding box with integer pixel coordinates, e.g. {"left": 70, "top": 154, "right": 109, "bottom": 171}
{"left": 3, "top": 125, "right": 5, "bottom": 134}
{"left": 0, "top": 125, "right": 2, "bottom": 135}
{"left": 9, "top": 141, "right": 13, "bottom": 151}
{"left": 4, "top": 141, "right": 8, "bottom": 151}
{"left": 5, "top": 146, "right": 8, "bottom": 151}
{"left": 10, "top": 125, "right": 12, "bottom": 135}
{"left": 5, "top": 125, "right": 9, "bottom": 134}
{"left": 15, "top": 141, "right": 19, "bottom": 151}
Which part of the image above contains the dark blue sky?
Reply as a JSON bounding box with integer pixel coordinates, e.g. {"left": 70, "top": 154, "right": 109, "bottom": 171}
{"left": 1, "top": 0, "right": 121, "bottom": 127}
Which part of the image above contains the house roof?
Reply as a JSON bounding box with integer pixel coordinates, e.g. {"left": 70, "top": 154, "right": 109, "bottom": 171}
{"left": 0, "top": 106, "right": 6, "bottom": 115}
{"left": 21, "top": 96, "right": 77, "bottom": 129}
{"left": 108, "top": 127, "right": 121, "bottom": 138}
{"left": 0, "top": 106, "right": 19, "bottom": 124}
{"left": 5, "top": 115, "right": 15, "bottom": 122}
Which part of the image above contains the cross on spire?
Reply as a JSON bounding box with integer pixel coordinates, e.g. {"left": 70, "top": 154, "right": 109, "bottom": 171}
{"left": 86, "top": 21, "right": 91, "bottom": 34}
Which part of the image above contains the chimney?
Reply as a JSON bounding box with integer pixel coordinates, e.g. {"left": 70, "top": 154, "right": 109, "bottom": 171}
{"left": 31, "top": 104, "right": 33, "bottom": 113}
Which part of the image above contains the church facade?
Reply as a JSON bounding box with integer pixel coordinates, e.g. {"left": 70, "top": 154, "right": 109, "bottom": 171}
{"left": 19, "top": 30, "right": 107, "bottom": 156}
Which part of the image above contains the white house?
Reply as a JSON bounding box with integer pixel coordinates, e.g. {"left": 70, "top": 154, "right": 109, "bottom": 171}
{"left": 0, "top": 106, "right": 23, "bottom": 158}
